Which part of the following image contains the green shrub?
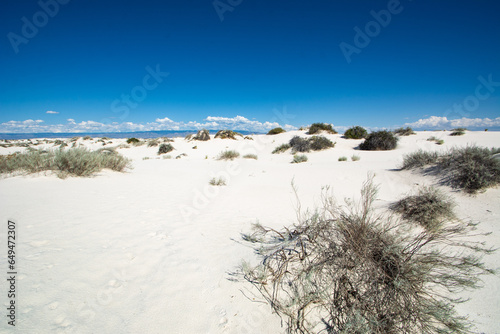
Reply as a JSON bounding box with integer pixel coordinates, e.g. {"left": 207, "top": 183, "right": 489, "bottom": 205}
{"left": 217, "top": 150, "right": 240, "bottom": 160}
{"left": 450, "top": 128, "right": 466, "bottom": 136}
{"left": 394, "top": 127, "right": 416, "bottom": 136}
{"left": 215, "top": 130, "right": 243, "bottom": 140}
{"left": 391, "top": 186, "right": 456, "bottom": 231}
{"left": 351, "top": 155, "right": 360, "bottom": 161}
{"left": 267, "top": 127, "right": 286, "bottom": 135}
{"left": 243, "top": 154, "right": 258, "bottom": 160}
{"left": 401, "top": 150, "right": 439, "bottom": 169}
{"left": 289, "top": 136, "right": 311, "bottom": 153}
{"left": 344, "top": 126, "right": 368, "bottom": 139}
{"left": 307, "top": 123, "right": 337, "bottom": 135}
{"left": 157, "top": 143, "right": 174, "bottom": 155}
{"left": 272, "top": 143, "right": 291, "bottom": 154}
{"left": 402, "top": 146, "right": 500, "bottom": 193}
{"left": 292, "top": 154, "right": 308, "bottom": 163}
{"left": 83, "top": 136, "right": 92, "bottom": 140}
{"left": 338, "top": 156, "right": 347, "bottom": 161}
{"left": 359, "top": 130, "right": 398, "bottom": 150}
{"left": 309, "top": 136, "right": 335, "bottom": 151}
{"left": 126, "top": 137, "right": 140, "bottom": 144}
{"left": 147, "top": 139, "right": 160, "bottom": 147}
{"left": 0, "top": 148, "right": 131, "bottom": 178}
{"left": 241, "top": 177, "right": 493, "bottom": 333}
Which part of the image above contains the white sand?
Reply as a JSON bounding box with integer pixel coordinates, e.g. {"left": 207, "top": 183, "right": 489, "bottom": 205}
{"left": 1, "top": 130, "right": 499, "bottom": 333}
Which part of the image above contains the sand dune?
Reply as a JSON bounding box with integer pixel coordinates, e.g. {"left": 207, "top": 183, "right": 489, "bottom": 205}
{"left": 1, "top": 130, "right": 499, "bottom": 333}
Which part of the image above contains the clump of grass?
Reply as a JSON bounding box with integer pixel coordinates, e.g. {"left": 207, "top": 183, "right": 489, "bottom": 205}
{"left": 450, "top": 128, "right": 466, "bottom": 136}
{"left": 162, "top": 155, "right": 172, "bottom": 159}
{"left": 307, "top": 122, "right": 337, "bottom": 135}
{"left": 209, "top": 177, "right": 226, "bottom": 186}
{"left": 289, "top": 136, "right": 311, "bottom": 153}
{"left": 338, "top": 156, "right": 347, "bottom": 161}
{"left": 272, "top": 143, "right": 291, "bottom": 154}
{"left": 428, "top": 136, "right": 445, "bottom": 145}
{"left": 391, "top": 186, "right": 456, "bottom": 231}
{"left": 402, "top": 146, "right": 500, "bottom": 193}
{"left": 359, "top": 130, "right": 398, "bottom": 150}
{"left": 158, "top": 143, "right": 174, "bottom": 155}
{"left": 83, "top": 135, "right": 92, "bottom": 140}
{"left": 343, "top": 125, "right": 368, "bottom": 139}
{"left": 215, "top": 130, "right": 243, "bottom": 140}
{"left": 291, "top": 154, "right": 308, "bottom": 163}
{"left": 126, "top": 137, "right": 140, "bottom": 144}
{"left": 267, "top": 127, "right": 286, "bottom": 135}
{"left": 240, "top": 177, "right": 494, "bottom": 334}
{"left": 351, "top": 155, "right": 360, "bottom": 161}
{"left": 401, "top": 150, "right": 440, "bottom": 169}
{"left": 243, "top": 154, "right": 258, "bottom": 160}
{"left": 309, "top": 136, "right": 335, "bottom": 151}
{"left": 217, "top": 150, "right": 240, "bottom": 160}
{"left": 394, "top": 126, "right": 416, "bottom": 136}
{"left": 0, "top": 148, "right": 131, "bottom": 178}
{"left": 147, "top": 139, "right": 160, "bottom": 147}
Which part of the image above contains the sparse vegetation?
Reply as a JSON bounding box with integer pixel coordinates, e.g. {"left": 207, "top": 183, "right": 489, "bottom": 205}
{"left": 344, "top": 126, "right": 368, "bottom": 139}
{"left": 217, "top": 150, "right": 240, "bottom": 160}
{"left": 450, "top": 128, "right": 466, "bottom": 136}
{"left": 307, "top": 122, "right": 337, "bottom": 135}
{"left": 351, "top": 155, "right": 360, "bottom": 161}
{"left": 209, "top": 176, "right": 226, "bottom": 186}
{"left": 0, "top": 148, "right": 131, "bottom": 178}
{"left": 338, "top": 156, "right": 347, "bottom": 161}
{"left": 291, "top": 154, "right": 308, "bottom": 163}
{"left": 267, "top": 127, "right": 286, "bottom": 135}
{"left": 243, "top": 154, "right": 258, "bottom": 160}
{"left": 147, "top": 139, "right": 160, "bottom": 147}
{"left": 427, "top": 136, "right": 445, "bottom": 145}
{"left": 214, "top": 130, "right": 243, "bottom": 140}
{"left": 241, "top": 177, "right": 494, "bottom": 333}
{"left": 289, "top": 136, "right": 311, "bottom": 153}
{"left": 394, "top": 127, "right": 416, "bottom": 136}
{"left": 157, "top": 143, "right": 174, "bottom": 155}
{"left": 391, "top": 186, "right": 456, "bottom": 231}
{"left": 272, "top": 143, "right": 291, "bottom": 154}
{"left": 359, "top": 130, "right": 398, "bottom": 150}
{"left": 402, "top": 146, "right": 500, "bottom": 193}
{"left": 83, "top": 136, "right": 92, "bottom": 140}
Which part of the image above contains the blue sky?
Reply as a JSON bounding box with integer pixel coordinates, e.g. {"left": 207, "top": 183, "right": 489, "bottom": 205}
{"left": 1, "top": 0, "right": 499, "bottom": 133}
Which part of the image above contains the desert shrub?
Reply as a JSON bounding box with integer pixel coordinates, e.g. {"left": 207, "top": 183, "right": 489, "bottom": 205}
{"left": 162, "top": 155, "right": 172, "bottom": 159}
{"left": 83, "top": 136, "right": 92, "bottom": 140}
{"left": 243, "top": 154, "right": 258, "bottom": 160}
{"left": 157, "top": 143, "right": 174, "bottom": 155}
{"left": 217, "top": 150, "right": 240, "bottom": 160}
{"left": 126, "top": 137, "right": 140, "bottom": 144}
{"left": 267, "top": 127, "right": 286, "bottom": 135}
{"left": 359, "top": 130, "right": 398, "bottom": 150}
{"left": 241, "top": 178, "right": 493, "bottom": 333}
{"left": 401, "top": 150, "right": 439, "bottom": 169}
{"left": 147, "top": 139, "right": 160, "bottom": 147}
{"left": 344, "top": 126, "right": 368, "bottom": 139}
{"left": 307, "top": 122, "right": 337, "bottom": 135}
{"left": 436, "top": 139, "right": 444, "bottom": 145}
{"left": 309, "top": 136, "right": 335, "bottom": 151}
{"left": 0, "top": 148, "right": 130, "bottom": 178}
{"left": 402, "top": 146, "right": 500, "bottom": 193}
{"left": 450, "top": 128, "right": 466, "bottom": 136}
{"left": 338, "top": 156, "right": 347, "bottom": 161}
{"left": 351, "top": 155, "right": 360, "bottom": 161}
{"left": 289, "top": 136, "right": 311, "bottom": 153}
{"left": 272, "top": 143, "right": 291, "bottom": 154}
{"left": 391, "top": 186, "right": 456, "bottom": 231}
{"left": 70, "top": 137, "right": 80, "bottom": 142}
{"left": 292, "top": 154, "right": 308, "bottom": 163}
{"left": 215, "top": 130, "right": 243, "bottom": 140}
{"left": 394, "top": 127, "right": 416, "bottom": 136}
{"left": 209, "top": 177, "right": 226, "bottom": 186}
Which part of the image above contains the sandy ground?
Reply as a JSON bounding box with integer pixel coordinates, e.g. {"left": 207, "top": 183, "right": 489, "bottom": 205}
{"left": 1, "top": 130, "right": 499, "bottom": 333}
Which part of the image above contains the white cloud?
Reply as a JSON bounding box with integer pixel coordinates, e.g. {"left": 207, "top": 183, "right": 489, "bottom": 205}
{"left": 0, "top": 115, "right": 294, "bottom": 134}
{"left": 46, "top": 110, "right": 59, "bottom": 114}
{"left": 405, "top": 116, "right": 500, "bottom": 129}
